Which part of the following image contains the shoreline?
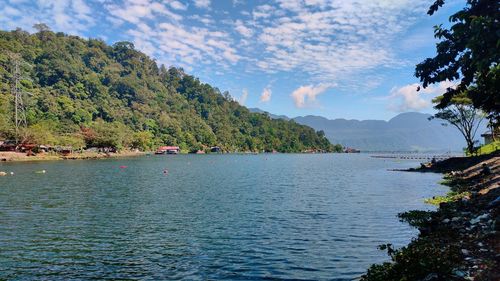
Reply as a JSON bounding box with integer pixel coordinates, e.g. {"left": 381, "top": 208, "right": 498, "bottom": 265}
{"left": 0, "top": 151, "right": 349, "bottom": 163}
{"left": 362, "top": 152, "right": 499, "bottom": 280}
{"left": 0, "top": 150, "right": 146, "bottom": 163}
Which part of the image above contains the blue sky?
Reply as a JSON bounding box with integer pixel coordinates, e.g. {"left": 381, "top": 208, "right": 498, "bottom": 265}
{"left": 0, "top": 0, "right": 463, "bottom": 120}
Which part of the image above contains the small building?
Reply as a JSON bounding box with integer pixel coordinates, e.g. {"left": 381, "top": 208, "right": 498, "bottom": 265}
{"left": 344, "top": 147, "right": 360, "bottom": 153}
{"left": 156, "top": 146, "right": 180, "bottom": 154}
{"left": 0, "top": 140, "right": 17, "bottom": 151}
{"left": 55, "top": 146, "right": 73, "bottom": 156}
{"left": 210, "top": 146, "right": 221, "bottom": 153}
{"left": 481, "top": 131, "right": 499, "bottom": 145}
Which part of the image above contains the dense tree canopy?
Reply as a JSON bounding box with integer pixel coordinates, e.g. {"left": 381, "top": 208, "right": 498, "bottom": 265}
{"left": 415, "top": 0, "right": 499, "bottom": 118}
{"left": 0, "top": 28, "right": 339, "bottom": 153}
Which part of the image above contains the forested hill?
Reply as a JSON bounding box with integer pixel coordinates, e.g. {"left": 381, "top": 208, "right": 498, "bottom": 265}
{"left": 0, "top": 29, "right": 338, "bottom": 153}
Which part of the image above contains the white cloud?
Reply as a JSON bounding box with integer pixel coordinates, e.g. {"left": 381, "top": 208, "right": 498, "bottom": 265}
{"left": 387, "top": 81, "right": 457, "bottom": 112}
{"left": 169, "top": 1, "right": 187, "bottom": 10}
{"left": 0, "top": 0, "right": 95, "bottom": 35}
{"left": 253, "top": 4, "right": 274, "bottom": 19}
{"left": 260, "top": 87, "right": 272, "bottom": 102}
{"left": 234, "top": 20, "right": 253, "bottom": 38}
{"left": 291, "top": 83, "right": 331, "bottom": 108}
{"left": 193, "top": 0, "right": 210, "bottom": 9}
{"left": 104, "top": 0, "right": 241, "bottom": 70}
{"left": 237, "top": 89, "right": 249, "bottom": 105}
{"left": 0, "top": 0, "right": 437, "bottom": 95}
{"left": 106, "top": 0, "right": 183, "bottom": 24}
{"left": 248, "top": 0, "right": 429, "bottom": 89}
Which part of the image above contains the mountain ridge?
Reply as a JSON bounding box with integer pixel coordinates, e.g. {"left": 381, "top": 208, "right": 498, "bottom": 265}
{"left": 249, "top": 109, "right": 483, "bottom": 152}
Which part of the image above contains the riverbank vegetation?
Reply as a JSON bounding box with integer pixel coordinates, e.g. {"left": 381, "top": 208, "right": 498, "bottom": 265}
{"left": 362, "top": 0, "right": 499, "bottom": 279}
{"left": 0, "top": 28, "right": 340, "bottom": 153}
{"left": 362, "top": 152, "right": 499, "bottom": 280}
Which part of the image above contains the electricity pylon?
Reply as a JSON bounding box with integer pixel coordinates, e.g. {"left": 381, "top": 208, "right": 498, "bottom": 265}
{"left": 9, "top": 53, "right": 28, "bottom": 143}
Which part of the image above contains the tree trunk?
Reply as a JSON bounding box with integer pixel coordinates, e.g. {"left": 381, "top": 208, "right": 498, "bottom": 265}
{"left": 463, "top": 133, "right": 475, "bottom": 155}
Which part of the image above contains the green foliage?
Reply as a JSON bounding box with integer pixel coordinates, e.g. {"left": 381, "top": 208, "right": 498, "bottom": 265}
{"left": 431, "top": 93, "right": 484, "bottom": 154}
{"left": 361, "top": 238, "right": 461, "bottom": 281}
{"left": 416, "top": 0, "right": 499, "bottom": 117}
{"left": 362, "top": 210, "right": 462, "bottom": 280}
{"left": 398, "top": 210, "right": 433, "bottom": 229}
{"left": 24, "top": 121, "right": 58, "bottom": 145}
{"left": 474, "top": 140, "right": 500, "bottom": 156}
{"left": 424, "top": 191, "right": 471, "bottom": 205}
{"left": 0, "top": 29, "right": 338, "bottom": 152}
{"left": 131, "top": 131, "right": 154, "bottom": 151}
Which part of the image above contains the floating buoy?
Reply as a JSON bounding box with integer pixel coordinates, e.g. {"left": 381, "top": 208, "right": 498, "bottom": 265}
{"left": 10, "top": 172, "right": 14, "bottom": 175}
{"left": 35, "top": 170, "right": 46, "bottom": 174}
{"left": 163, "top": 169, "right": 168, "bottom": 175}
{"left": 119, "top": 166, "right": 127, "bottom": 169}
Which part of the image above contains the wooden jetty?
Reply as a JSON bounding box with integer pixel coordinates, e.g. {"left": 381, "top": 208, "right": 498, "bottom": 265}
{"left": 371, "top": 154, "right": 461, "bottom": 161}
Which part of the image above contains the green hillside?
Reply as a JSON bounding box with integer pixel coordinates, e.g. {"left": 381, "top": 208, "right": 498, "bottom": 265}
{"left": 0, "top": 28, "right": 340, "bottom": 153}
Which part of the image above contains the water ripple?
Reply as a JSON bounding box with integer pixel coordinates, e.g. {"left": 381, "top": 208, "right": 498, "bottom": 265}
{"left": 0, "top": 154, "right": 446, "bottom": 280}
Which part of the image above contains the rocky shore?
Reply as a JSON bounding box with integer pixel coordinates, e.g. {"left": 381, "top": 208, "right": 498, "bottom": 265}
{"left": 362, "top": 152, "right": 499, "bottom": 281}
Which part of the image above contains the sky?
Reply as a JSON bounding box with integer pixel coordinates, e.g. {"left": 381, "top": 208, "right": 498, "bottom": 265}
{"left": 0, "top": 0, "right": 464, "bottom": 120}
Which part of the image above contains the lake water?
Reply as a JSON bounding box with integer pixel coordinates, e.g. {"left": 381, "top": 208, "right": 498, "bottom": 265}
{"left": 0, "top": 154, "right": 446, "bottom": 280}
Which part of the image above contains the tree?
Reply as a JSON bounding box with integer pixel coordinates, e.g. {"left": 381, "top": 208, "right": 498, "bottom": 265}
{"left": 430, "top": 93, "right": 484, "bottom": 154}
{"left": 131, "top": 131, "right": 154, "bottom": 151}
{"left": 33, "top": 23, "right": 51, "bottom": 41}
{"left": 415, "top": 0, "right": 499, "bottom": 118}
{"left": 33, "top": 23, "right": 50, "bottom": 33}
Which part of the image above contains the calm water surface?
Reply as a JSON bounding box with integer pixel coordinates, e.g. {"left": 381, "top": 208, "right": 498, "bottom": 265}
{"left": 0, "top": 154, "right": 446, "bottom": 280}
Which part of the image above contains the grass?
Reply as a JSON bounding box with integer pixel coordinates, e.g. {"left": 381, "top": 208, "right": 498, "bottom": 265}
{"left": 469, "top": 140, "right": 500, "bottom": 156}
{"left": 424, "top": 191, "right": 471, "bottom": 205}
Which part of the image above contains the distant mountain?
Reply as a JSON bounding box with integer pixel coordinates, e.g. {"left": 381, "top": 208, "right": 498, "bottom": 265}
{"left": 293, "top": 112, "right": 485, "bottom": 152}
{"left": 250, "top": 109, "right": 484, "bottom": 152}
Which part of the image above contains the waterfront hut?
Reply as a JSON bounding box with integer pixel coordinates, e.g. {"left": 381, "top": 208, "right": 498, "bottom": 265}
{"left": 156, "top": 146, "right": 180, "bottom": 154}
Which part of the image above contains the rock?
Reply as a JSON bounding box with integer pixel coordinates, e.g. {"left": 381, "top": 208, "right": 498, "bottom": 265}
{"left": 443, "top": 219, "right": 450, "bottom": 223}
{"left": 487, "top": 196, "right": 500, "bottom": 209}
{"left": 470, "top": 214, "right": 489, "bottom": 225}
{"left": 423, "top": 273, "right": 439, "bottom": 281}
{"left": 461, "top": 249, "right": 470, "bottom": 256}
{"left": 452, "top": 217, "right": 460, "bottom": 222}
{"left": 453, "top": 270, "right": 467, "bottom": 277}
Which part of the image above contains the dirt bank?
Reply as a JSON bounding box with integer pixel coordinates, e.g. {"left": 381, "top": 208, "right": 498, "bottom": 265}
{"left": 0, "top": 150, "right": 145, "bottom": 162}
